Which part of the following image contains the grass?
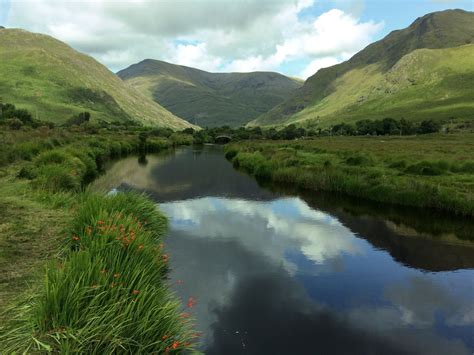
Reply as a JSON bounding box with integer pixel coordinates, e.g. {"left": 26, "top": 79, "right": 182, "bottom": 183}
{"left": 225, "top": 133, "right": 474, "bottom": 217}
{"left": 0, "top": 29, "right": 193, "bottom": 129}
{"left": 0, "top": 126, "right": 198, "bottom": 353}
{"left": 1, "top": 193, "right": 196, "bottom": 353}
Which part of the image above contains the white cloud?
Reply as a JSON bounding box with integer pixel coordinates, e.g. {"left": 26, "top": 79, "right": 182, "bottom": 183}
{"left": 161, "top": 196, "right": 362, "bottom": 268}
{"left": 5, "top": 0, "right": 383, "bottom": 77}
{"left": 300, "top": 56, "right": 341, "bottom": 79}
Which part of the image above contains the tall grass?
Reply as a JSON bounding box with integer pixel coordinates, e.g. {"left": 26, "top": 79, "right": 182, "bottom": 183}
{"left": 1, "top": 193, "right": 197, "bottom": 353}
{"left": 225, "top": 135, "right": 474, "bottom": 217}
{"left": 1, "top": 128, "right": 196, "bottom": 353}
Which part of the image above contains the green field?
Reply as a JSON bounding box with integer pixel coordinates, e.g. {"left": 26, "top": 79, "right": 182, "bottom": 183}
{"left": 225, "top": 134, "right": 474, "bottom": 217}
{"left": 0, "top": 29, "right": 193, "bottom": 129}
{"left": 0, "top": 128, "right": 197, "bottom": 353}
{"left": 118, "top": 59, "right": 302, "bottom": 127}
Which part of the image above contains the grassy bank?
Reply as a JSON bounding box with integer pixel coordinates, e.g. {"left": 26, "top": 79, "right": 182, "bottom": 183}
{"left": 0, "top": 127, "right": 197, "bottom": 353}
{"left": 225, "top": 134, "right": 474, "bottom": 217}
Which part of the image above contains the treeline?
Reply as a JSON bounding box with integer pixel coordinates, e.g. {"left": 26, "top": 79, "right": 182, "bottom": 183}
{"left": 331, "top": 118, "right": 441, "bottom": 136}
{"left": 177, "top": 118, "right": 442, "bottom": 144}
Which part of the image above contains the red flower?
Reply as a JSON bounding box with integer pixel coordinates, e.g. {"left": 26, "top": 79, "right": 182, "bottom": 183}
{"left": 187, "top": 297, "right": 196, "bottom": 308}
{"left": 162, "top": 335, "right": 169, "bottom": 340}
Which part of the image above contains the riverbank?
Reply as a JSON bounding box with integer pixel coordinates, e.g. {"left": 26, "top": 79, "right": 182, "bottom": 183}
{"left": 225, "top": 134, "right": 474, "bottom": 217}
{"left": 0, "top": 128, "right": 196, "bottom": 353}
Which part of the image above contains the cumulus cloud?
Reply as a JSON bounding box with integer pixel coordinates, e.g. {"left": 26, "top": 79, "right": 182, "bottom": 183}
{"left": 5, "top": 0, "right": 384, "bottom": 77}
{"left": 161, "top": 196, "right": 362, "bottom": 268}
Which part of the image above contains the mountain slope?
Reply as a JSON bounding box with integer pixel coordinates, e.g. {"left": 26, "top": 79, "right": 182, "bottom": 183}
{"left": 251, "top": 9, "right": 474, "bottom": 127}
{"left": 0, "top": 29, "right": 194, "bottom": 129}
{"left": 118, "top": 60, "right": 303, "bottom": 127}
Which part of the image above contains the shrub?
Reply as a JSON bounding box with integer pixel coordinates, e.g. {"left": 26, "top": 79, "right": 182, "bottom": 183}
{"left": 405, "top": 161, "right": 447, "bottom": 176}
{"left": 33, "top": 165, "right": 81, "bottom": 191}
{"left": 345, "top": 154, "right": 374, "bottom": 166}
{"left": 225, "top": 149, "right": 238, "bottom": 160}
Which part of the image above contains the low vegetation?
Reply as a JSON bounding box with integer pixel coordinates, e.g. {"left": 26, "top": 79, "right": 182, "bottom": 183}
{"left": 225, "top": 134, "right": 474, "bottom": 217}
{"left": 0, "top": 117, "right": 197, "bottom": 352}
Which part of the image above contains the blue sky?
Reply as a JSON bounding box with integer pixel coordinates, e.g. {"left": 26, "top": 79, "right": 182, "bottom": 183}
{"left": 1, "top": 0, "right": 472, "bottom": 77}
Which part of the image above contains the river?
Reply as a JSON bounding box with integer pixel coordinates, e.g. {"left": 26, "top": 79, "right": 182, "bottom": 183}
{"left": 92, "top": 145, "right": 474, "bottom": 355}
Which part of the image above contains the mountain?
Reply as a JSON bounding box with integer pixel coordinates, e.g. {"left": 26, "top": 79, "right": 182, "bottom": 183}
{"left": 250, "top": 9, "right": 474, "bottom": 128}
{"left": 0, "top": 29, "right": 194, "bottom": 129}
{"left": 117, "top": 60, "right": 303, "bottom": 127}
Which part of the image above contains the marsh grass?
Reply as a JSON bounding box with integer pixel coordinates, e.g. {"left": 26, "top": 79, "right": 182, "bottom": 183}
{"left": 0, "top": 128, "right": 196, "bottom": 353}
{"left": 226, "top": 134, "right": 474, "bottom": 217}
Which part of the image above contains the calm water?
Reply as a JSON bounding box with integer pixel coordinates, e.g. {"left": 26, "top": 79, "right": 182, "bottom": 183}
{"left": 93, "top": 146, "right": 474, "bottom": 355}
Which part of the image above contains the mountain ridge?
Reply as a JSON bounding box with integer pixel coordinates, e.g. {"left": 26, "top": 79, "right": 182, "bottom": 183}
{"left": 250, "top": 9, "right": 474, "bottom": 127}
{"left": 0, "top": 29, "right": 194, "bottom": 129}
{"left": 118, "top": 59, "right": 303, "bottom": 127}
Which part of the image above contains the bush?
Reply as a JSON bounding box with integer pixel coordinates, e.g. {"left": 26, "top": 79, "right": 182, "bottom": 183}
{"left": 225, "top": 149, "right": 238, "bottom": 160}
{"left": 405, "top": 161, "right": 447, "bottom": 176}
{"left": 33, "top": 164, "right": 81, "bottom": 191}
{"left": 345, "top": 154, "right": 374, "bottom": 166}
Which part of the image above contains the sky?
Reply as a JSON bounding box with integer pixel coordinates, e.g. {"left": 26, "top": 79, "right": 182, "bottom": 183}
{"left": 1, "top": 0, "right": 473, "bottom": 78}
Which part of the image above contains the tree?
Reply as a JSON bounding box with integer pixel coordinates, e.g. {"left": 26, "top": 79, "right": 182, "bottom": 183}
{"left": 418, "top": 120, "right": 441, "bottom": 134}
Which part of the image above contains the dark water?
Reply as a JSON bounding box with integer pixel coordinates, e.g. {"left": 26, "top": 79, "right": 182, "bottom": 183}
{"left": 93, "top": 146, "right": 474, "bottom": 355}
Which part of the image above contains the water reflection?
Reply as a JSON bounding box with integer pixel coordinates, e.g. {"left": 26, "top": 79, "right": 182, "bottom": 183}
{"left": 163, "top": 197, "right": 473, "bottom": 354}
{"left": 92, "top": 146, "right": 474, "bottom": 354}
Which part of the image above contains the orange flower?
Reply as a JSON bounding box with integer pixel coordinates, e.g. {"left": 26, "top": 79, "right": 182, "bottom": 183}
{"left": 187, "top": 297, "right": 196, "bottom": 308}
{"left": 162, "top": 335, "right": 169, "bottom": 340}
{"left": 72, "top": 235, "right": 80, "bottom": 241}
{"left": 132, "top": 290, "right": 140, "bottom": 295}
{"left": 172, "top": 341, "right": 180, "bottom": 349}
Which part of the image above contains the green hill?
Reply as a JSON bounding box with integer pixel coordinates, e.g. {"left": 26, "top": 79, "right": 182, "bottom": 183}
{"left": 250, "top": 9, "right": 474, "bottom": 128}
{"left": 0, "top": 29, "right": 194, "bottom": 129}
{"left": 117, "top": 60, "right": 303, "bottom": 127}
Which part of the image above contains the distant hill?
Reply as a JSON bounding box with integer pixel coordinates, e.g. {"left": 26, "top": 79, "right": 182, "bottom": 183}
{"left": 0, "top": 29, "right": 194, "bottom": 129}
{"left": 250, "top": 9, "right": 474, "bottom": 128}
{"left": 118, "top": 60, "right": 303, "bottom": 127}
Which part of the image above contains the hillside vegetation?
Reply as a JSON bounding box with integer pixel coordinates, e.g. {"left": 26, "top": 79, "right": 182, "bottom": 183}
{"left": 251, "top": 9, "right": 474, "bottom": 128}
{"left": 0, "top": 29, "right": 193, "bottom": 129}
{"left": 118, "top": 59, "right": 302, "bottom": 127}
